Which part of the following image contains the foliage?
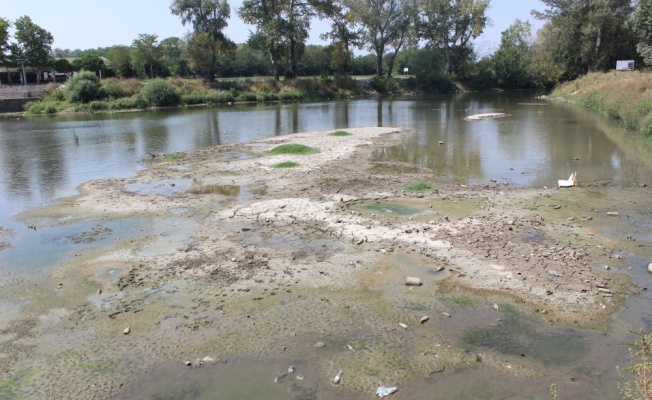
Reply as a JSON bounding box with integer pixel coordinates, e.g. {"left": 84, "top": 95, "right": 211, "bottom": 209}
{"left": 65, "top": 71, "right": 104, "bottom": 103}
{"left": 404, "top": 181, "right": 431, "bottom": 192}
{"left": 493, "top": 20, "right": 533, "bottom": 89}
{"left": 159, "top": 37, "right": 190, "bottom": 77}
{"left": 533, "top": 0, "right": 637, "bottom": 78}
{"left": 370, "top": 76, "right": 400, "bottom": 94}
{"left": 0, "top": 17, "right": 11, "bottom": 66}
{"left": 105, "top": 45, "right": 135, "bottom": 78}
{"left": 71, "top": 54, "right": 106, "bottom": 74}
{"left": 140, "top": 79, "right": 181, "bottom": 107}
{"left": 132, "top": 34, "right": 161, "bottom": 79}
{"left": 635, "top": 0, "right": 652, "bottom": 66}
{"left": 329, "top": 130, "right": 352, "bottom": 136}
{"left": 411, "top": 47, "right": 456, "bottom": 91}
{"left": 171, "top": 0, "right": 235, "bottom": 82}
{"left": 619, "top": 328, "right": 652, "bottom": 400}
{"left": 53, "top": 58, "right": 72, "bottom": 73}
{"left": 266, "top": 144, "right": 317, "bottom": 155}
{"left": 14, "top": 15, "right": 54, "bottom": 73}
{"left": 419, "top": 0, "right": 489, "bottom": 73}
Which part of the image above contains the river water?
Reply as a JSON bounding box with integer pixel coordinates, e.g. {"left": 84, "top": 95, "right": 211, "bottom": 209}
{"left": 1, "top": 93, "right": 652, "bottom": 399}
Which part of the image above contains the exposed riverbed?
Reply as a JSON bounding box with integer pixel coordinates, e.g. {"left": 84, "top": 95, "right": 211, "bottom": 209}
{"left": 0, "top": 126, "right": 651, "bottom": 399}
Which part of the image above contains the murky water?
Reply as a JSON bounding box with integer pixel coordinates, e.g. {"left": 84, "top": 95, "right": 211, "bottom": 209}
{"left": 1, "top": 94, "right": 652, "bottom": 399}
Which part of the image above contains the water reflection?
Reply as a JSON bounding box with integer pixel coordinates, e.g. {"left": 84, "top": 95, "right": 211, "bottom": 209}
{"left": 1, "top": 93, "right": 651, "bottom": 225}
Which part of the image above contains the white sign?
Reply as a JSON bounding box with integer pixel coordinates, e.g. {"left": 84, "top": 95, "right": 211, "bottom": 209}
{"left": 616, "top": 60, "right": 635, "bottom": 71}
{"left": 403, "top": 67, "right": 409, "bottom": 73}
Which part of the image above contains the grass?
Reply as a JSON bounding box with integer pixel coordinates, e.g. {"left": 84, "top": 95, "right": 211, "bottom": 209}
{"left": 266, "top": 144, "right": 317, "bottom": 155}
{"left": 552, "top": 71, "right": 652, "bottom": 140}
{"left": 619, "top": 328, "right": 652, "bottom": 399}
{"left": 272, "top": 161, "right": 299, "bottom": 168}
{"left": 329, "top": 130, "right": 352, "bottom": 136}
{"left": 403, "top": 182, "right": 432, "bottom": 192}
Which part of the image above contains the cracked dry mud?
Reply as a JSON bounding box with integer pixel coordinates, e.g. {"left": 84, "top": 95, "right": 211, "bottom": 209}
{"left": 0, "top": 127, "right": 648, "bottom": 399}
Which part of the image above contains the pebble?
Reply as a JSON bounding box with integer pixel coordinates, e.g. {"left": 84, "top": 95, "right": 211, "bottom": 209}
{"left": 315, "top": 341, "right": 326, "bottom": 348}
{"left": 123, "top": 327, "right": 131, "bottom": 335}
{"left": 97, "top": 289, "right": 102, "bottom": 295}
{"left": 648, "top": 263, "right": 652, "bottom": 273}
{"left": 398, "top": 322, "right": 409, "bottom": 329}
{"left": 420, "top": 316, "right": 430, "bottom": 323}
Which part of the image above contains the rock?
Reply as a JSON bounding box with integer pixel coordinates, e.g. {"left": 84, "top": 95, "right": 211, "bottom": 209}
{"left": 648, "top": 263, "right": 652, "bottom": 273}
{"left": 405, "top": 276, "right": 421, "bottom": 286}
{"left": 420, "top": 316, "right": 430, "bottom": 323}
{"left": 123, "top": 327, "right": 131, "bottom": 335}
{"left": 97, "top": 289, "right": 102, "bottom": 295}
{"left": 315, "top": 341, "right": 326, "bottom": 348}
{"left": 606, "top": 212, "right": 619, "bottom": 217}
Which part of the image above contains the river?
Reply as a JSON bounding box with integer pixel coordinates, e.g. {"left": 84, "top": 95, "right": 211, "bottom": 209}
{"left": 1, "top": 93, "right": 651, "bottom": 399}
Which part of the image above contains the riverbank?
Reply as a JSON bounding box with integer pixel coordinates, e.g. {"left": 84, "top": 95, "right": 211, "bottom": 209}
{"left": 0, "top": 126, "right": 650, "bottom": 399}
{"left": 550, "top": 71, "right": 652, "bottom": 141}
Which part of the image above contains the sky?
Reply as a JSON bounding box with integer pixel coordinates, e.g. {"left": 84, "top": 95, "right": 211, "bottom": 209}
{"left": 3, "top": 0, "right": 545, "bottom": 57}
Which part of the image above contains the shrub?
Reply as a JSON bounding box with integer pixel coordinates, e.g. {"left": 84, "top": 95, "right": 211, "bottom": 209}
{"left": 109, "top": 97, "right": 141, "bottom": 110}
{"left": 66, "top": 71, "right": 103, "bottom": 103}
{"left": 329, "top": 131, "right": 352, "bottom": 137}
{"left": 102, "top": 81, "right": 124, "bottom": 99}
{"left": 140, "top": 79, "right": 181, "bottom": 107}
{"left": 235, "top": 91, "right": 258, "bottom": 102}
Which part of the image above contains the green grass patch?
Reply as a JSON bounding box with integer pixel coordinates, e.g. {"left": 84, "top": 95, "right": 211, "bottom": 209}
{"left": 164, "top": 153, "right": 182, "bottom": 161}
{"left": 404, "top": 182, "right": 432, "bottom": 192}
{"left": 272, "top": 161, "right": 299, "bottom": 168}
{"left": 267, "top": 144, "right": 317, "bottom": 155}
{"left": 329, "top": 130, "right": 352, "bottom": 136}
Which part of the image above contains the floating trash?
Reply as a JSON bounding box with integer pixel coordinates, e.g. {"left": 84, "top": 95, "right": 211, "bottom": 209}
{"left": 558, "top": 172, "right": 577, "bottom": 188}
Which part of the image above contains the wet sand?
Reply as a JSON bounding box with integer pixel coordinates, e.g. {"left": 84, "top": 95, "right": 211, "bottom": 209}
{"left": 0, "top": 127, "right": 650, "bottom": 399}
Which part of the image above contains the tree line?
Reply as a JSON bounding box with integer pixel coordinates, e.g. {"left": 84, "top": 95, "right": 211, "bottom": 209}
{"left": 3, "top": 0, "right": 652, "bottom": 91}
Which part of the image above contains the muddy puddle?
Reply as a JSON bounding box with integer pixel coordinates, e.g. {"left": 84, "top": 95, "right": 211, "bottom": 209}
{"left": 0, "top": 218, "right": 147, "bottom": 270}
{"left": 136, "top": 218, "right": 199, "bottom": 257}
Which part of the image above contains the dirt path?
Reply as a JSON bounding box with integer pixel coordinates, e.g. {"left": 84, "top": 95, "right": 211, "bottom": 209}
{"left": 0, "top": 127, "right": 649, "bottom": 399}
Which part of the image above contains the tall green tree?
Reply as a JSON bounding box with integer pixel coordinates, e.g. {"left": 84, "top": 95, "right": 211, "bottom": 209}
{"left": 159, "top": 37, "right": 190, "bottom": 76}
{"left": 319, "top": 1, "right": 362, "bottom": 74}
{"left": 493, "top": 19, "right": 533, "bottom": 88}
{"left": 238, "top": 0, "right": 286, "bottom": 80}
{"left": 105, "top": 45, "right": 135, "bottom": 78}
{"left": 132, "top": 34, "right": 161, "bottom": 79}
{"left": 14, "top": 16, "right": 54, "bottom": 83}
{"left": 170, "top": 0, "right": 235, "bottom": 81}
{"left": 419, "top": 0, "right": 489, "bottom": 74}
{"left": 634, "top": 0, "right": 652, "bottom": 65}
{"left": 345, "top": 0, "right": 414, "bottom": 77}
{"left": 533, "top": 0, "right": 636, "bottom": 78}
{"left": 71, "top": 54, "right": 106, "bottom": 74}
{"left": 0, "top": 17, "right": 12, "bottom": 84}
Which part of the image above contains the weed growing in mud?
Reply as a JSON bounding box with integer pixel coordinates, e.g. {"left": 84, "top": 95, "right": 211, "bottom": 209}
{"left": 267, "top": 144, "right": 317, "bottom": 155}
{"left": 329, "top": 130, "right": 352, "bottom": 136}
{"left": 185, "top": 320, "right": 214, "bottom": 331}
{"left": 404, "top": 182, "right": 432, "bottom": 192}
{"left": 619, "top": 328, "right": 652, "bottom": 400}
{"left": 272, "top": 161, "right": 299, "bottom": 168}
{"left": 164, "top": 153, "right": 182, "bottom": 161}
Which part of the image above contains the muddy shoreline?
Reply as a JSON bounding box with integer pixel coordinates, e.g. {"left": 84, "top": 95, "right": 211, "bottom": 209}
{"left": 1, "top": 127, "right": 650, "bottom": 399}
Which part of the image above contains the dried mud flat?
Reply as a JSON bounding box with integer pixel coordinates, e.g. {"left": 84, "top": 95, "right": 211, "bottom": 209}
{"left": 1, "top": 127, "right": 650, "bottom": 399}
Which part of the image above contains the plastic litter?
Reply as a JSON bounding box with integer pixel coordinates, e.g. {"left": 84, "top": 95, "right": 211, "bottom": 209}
{"left": 377, "top": 386, "right": 397, "bottom": 397}
{"left": 548, "top": 270, "right": 560, "bottom": 277}
{"left": 558, "top": 172, "right": 577, "bottom": 187}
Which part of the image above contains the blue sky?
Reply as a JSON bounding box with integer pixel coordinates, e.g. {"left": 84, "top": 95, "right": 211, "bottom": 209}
{"left": 3, "top": 0, "right": 544, "bottom": 56}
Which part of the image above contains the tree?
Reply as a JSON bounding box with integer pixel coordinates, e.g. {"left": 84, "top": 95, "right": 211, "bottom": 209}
{"left": 0, "top": 17, "right": 12, "bottom": 84}
{"left": 170, "top": 0, "right": 235, "bottom": 82}
{"left": 634, "top": 0, "right": 652, "bottom": 65}
{"left": 533, "top": 0, "right": 636, "bottom": 78}
{"left": 132, "top": 34, "right": 161, "bottom": 79}
{"left": 239, "top": 0, "right": 289, "bottom": 80}
{"left": 320, "top": 1, "right": 362, "bottom": 74}
{"left": 14, "top": 16, "right": 54, "bottom": 83}
{"left": 493, "top": 19, "right": 533, "bottom": 88}
{"left": 159, "top": 37, "right": 190, "bottom": 76}
{"left": 345, "top": 0, "right": 414, "bottom": 77}
{"left": 53, "top": 58, "right": 72, "bottom": 74}
{"left": 419, "top": 0, "right": 489, "bottom": 74}
{"left": 105, "top": 45, "right": 135, "bottom": 78}
{"left": 71, "top": 54, "right": 106, "bottom": 74}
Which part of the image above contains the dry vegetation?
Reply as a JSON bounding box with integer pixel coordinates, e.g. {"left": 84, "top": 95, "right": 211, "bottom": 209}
{"left": 552, "top": 71, "right": 652, "bottom": 140}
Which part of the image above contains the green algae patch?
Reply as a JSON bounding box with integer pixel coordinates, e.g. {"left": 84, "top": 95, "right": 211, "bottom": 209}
{"left": 272, "top": 161, "right": 299, "bottom": 168}
{"left": 266, "top": 144, "right": 317, "bottom": 155}
{"left": 328, "top": 130, "right": 352, "bottom": 137}
{"left": 361, "top": 202, "right": 423, "bottom": 216}
{"left": 0, "top": 367, "right": 36, "bottom": 398}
